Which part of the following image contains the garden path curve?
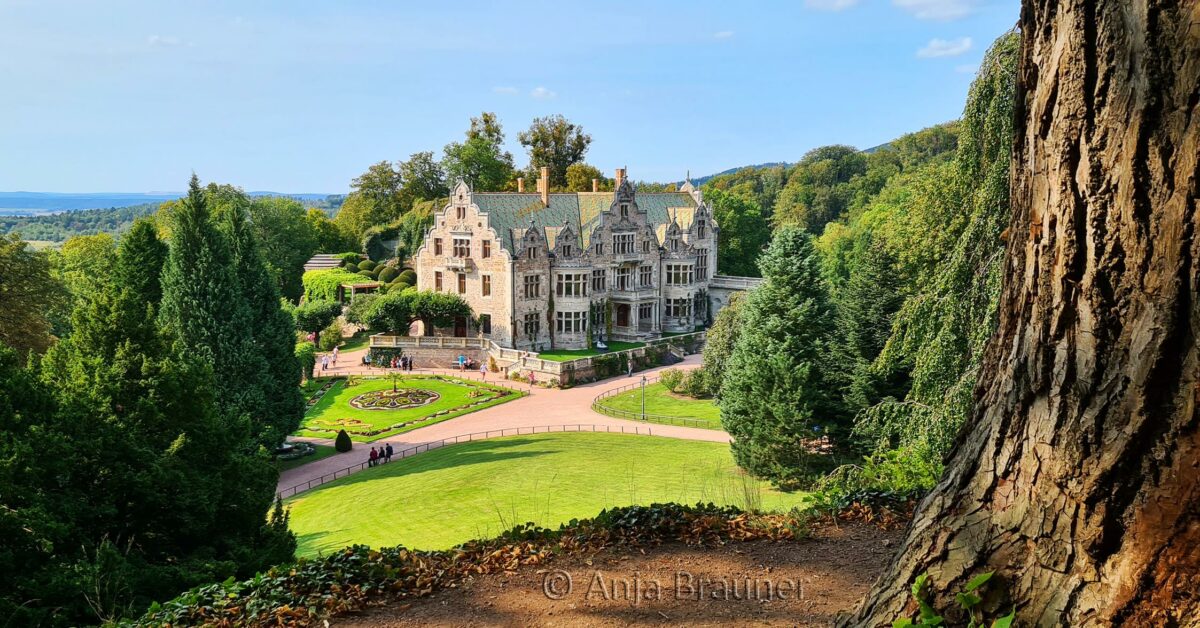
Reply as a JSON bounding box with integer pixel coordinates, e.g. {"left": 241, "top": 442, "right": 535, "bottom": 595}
{"left": 278, "top": 352, "right": 727, "bottom": 495}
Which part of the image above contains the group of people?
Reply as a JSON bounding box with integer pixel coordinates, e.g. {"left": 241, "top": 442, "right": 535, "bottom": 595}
{"left": 319, "top": 346, "right": 339, "bottom": 374}
{"left": 384, "top": 355, "right": 414, "bottom": 371}
{"left": 368, "top": 442, "right": 394, "bottom": 467}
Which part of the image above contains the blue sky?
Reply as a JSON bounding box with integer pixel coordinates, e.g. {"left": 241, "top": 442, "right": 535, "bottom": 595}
{"left": 0, "top": 0, "right": 1018, "bottom": 193}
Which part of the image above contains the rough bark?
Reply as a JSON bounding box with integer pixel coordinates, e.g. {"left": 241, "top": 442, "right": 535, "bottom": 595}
{"left": 846, "top": 1, "right": 1200, "bottom": 625}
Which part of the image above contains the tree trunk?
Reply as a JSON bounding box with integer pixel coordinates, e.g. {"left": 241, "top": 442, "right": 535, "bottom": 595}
{"left": 846, "top": 1, "right": 1200, "bottom": 625}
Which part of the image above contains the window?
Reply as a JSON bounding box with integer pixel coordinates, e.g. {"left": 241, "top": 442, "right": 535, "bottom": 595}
{"left": 434, "top": 238, "right": 443, "bottom": 255}
{"left": 639, "top": 265, "right": 653, "bottom": 287}
{"left": 561, "top": 244, "right": 573, "bottom": 257}
{"left": 457, "top": 273, "right": 466, "bottom": 294}
{"left": 595, "top": 242, "right": 604, "bottom": 255}
{"left": 555, "top": 273, "right": 586, "bottom": 297}
{"left": 453, "top": 238, "right": 470, "bottom": 258}
{"left": 667, "top": 264, "right": 694, "bottom": 286}
{"left": 619, "top": 203, "right": 629, "bottom": 218}
{"left": 642, "top": 240, "right": 651, "bottom": 253}
{"left": 523, "top": 274, "right": 541, "bottom": 299}
{"left": 523, "top": 312, "right": 540, "bottom": 337}
{"left": 456, "top": 206, "right": 466, "bottom": 220}
{"left": 666, "top": 298, "right": 692, "bottom": 319}
{"left": 481, "top": 274, "right": 491, "bottom": 297}
{"left": 481, "top": 240, "right": 491, "bottom": 258}
{"left": 527, "top": 246, "right": 538, "bottom": 260}
{"left": 696, "top": 252, "right": 709, "bottom": 280}
{"left": 638, "top": 303, "right": 654, "bottom": 322}
{"left": 615, "top": 267, "right": 632, "bottom": 290}
{"left": 434, "top": 271, "right": 443, "bottom": 291}
{"left": 555, "top": 311, "right": 587, "bottom": 334}
{"left": 479, "top": 314, "right": 491, "bottom": 334}
{"left": 613, "top": 233, "right": 635, "bottom": 255}
{"left": 591, "top": 269, "right": 606, "bottom": 291}
{"left": 696, "top": 220, "right": 706, "bottom": 239}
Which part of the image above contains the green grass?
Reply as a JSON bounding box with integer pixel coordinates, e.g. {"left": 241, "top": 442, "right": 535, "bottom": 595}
{"left": 337, "top": 331, "right": 371, "bottom": 353}
{"left": 277, "top": 444, "right": 339, "bottom": 472}
{"left": 536, "top": 341, "right": 645, "bottom": 362}
{"left": 598, "top": 382, "right": 722, "bottom": 429}
{"left": 297, "top": 376, "right": 523, "bottom": 443}
{"left": 286, "top": 432, "right": 806, "bottom": 556}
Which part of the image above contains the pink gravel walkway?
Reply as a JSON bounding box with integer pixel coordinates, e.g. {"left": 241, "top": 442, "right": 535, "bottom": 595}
{"left": 279, "top": 352, "right": 726, "bottom": 496}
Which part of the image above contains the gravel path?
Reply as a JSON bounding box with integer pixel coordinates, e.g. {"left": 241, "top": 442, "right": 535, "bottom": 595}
{"left": 278, "top": 351, "right": 727, "bottom": 496}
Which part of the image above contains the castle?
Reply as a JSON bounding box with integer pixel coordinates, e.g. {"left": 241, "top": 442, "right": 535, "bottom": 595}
{"left": 413, "top": 167, "right": 719, "bottom": 351}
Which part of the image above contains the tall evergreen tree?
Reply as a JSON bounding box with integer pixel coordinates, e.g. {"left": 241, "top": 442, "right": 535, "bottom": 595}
{"left": 699, "top": 291, "right": 746, "bottom": 400}
{"left": 834, "top": 239, "right": 909, "bottom": 415}
{"left": 158, "top": 175, "right": 268, "bottom": 447}
{"left": 718, "top": 228, "right": 842, "bottom": 487}
{"left": 115, "top": 218, "right": 168, "bottom": 307}
{"left": 217, "top": 198, "right": 305, "bottom": 446}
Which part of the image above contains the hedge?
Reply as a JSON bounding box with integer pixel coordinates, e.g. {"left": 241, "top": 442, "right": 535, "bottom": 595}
{"left": 303, "top": 269, "right": 376, "bottom": 302}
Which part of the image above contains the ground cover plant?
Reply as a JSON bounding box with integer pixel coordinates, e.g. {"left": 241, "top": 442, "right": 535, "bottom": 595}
{"left": 597, "top": 381, "right": 722, "bottom": 429}
{"left": 285, "top": 432, "right": 806, "bottom": 556}
{"left": 297, "top": 375, "right": 522, "bottom": 442}
{"left": 278, "top": 443, "right": 339, "bottom": 472}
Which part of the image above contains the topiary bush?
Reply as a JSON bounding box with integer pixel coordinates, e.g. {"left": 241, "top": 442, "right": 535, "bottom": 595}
{"left": 377, "top": 266, "right": 399, "bottom": 283}
{"left": 357, "top": 259, "right": 377, "bottom": 272}
{"left": 334, "top": 429, "right": 353, "bottom": 452}
{"left": 356, "top": 270, "right": 373, "bottom": 278}
{"left": 343, "top": 262, "right": 360, "bottom": 272}
{"left": 398, "top": 269, "right": 416, "bottom": 285}
{"left": 336, "top": 252, "right": 361, "bottom": 265}
{"left": 294, "top": 300, "right": 342, "bottom": 334}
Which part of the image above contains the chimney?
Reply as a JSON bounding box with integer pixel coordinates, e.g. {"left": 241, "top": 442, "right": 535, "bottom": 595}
{"left": 539, "top": 166, "right": 550, "bottom": 206}
{"left": 592, "top": 178, "right": 599, "bottom": 192}
{"left": 615, "top": 168, "right": 626, "bottom": 188}
{"left": 517, "top": 177, "right": 525, "bottom": 193}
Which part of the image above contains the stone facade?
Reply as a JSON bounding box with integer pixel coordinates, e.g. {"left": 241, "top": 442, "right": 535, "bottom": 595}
{"left": 413, "top": 168, "right": 719, "bottom": 351}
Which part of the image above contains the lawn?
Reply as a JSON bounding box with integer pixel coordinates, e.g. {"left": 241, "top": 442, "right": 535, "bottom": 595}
{"left": 536, "top": 341, "right": 645, "bottom": 362}
{"left": 598, "top": 382, "right": 722, "bottom": 429}
{"left": 337, "top": 331, "right": 371, "bottom": 353}
{"left": 286, "top": 432, "right": 806, "bottom": 556}
{"left": 278, "top": 444, "right": 339, "bottom": 472}
{"left": 297, "top": 375, "right": 523, "bottom": 442}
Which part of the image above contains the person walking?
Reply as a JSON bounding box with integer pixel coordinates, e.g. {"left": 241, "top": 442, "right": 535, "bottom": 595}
{"left": 479, "top": 363, "right": 487, "bottom": 380}
{"left": 332, "top": 346, "right": 339, "bottom": 366}
{"left": 321, "top": 355, "right": 329, "bottom": 374}
{"left": 385, "top": 442, "right": 394, "bottom": 463}
{"left": 368, "top": 447, "right": 378, "bottom": 468}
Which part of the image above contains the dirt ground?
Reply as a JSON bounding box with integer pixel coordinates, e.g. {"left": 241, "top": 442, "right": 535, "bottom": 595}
{"left": 339, "top": 522, "right": 902, "bottom": 627}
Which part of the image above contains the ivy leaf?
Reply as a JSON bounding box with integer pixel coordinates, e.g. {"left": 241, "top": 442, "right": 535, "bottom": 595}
{"left": 956, "top": 591, "right": 982, "bottom": 609}
{"left": 991, "top": 610, "right": 1016, "bottom": 628}
{"left": 964, "top": 571, "right": 994, "bottom": 592}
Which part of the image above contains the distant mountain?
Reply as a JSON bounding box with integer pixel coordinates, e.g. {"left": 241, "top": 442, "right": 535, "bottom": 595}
{"left": 0, "top": 191, "right": 338, "bottom": 216}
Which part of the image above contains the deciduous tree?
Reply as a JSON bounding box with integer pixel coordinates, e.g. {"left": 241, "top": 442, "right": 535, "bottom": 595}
{"left": 518, "top": 114, "right": 591, "bottom": 187}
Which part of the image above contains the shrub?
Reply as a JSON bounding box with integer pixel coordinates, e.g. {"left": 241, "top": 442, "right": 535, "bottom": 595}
{"left": 345, "top": 294, "right": 379, "bottom": 326}
{"left": 334, "top": 429, "right": 353, "bottom": 452}
{"left": 318, "top": 319, "right": 343, "bottom": 351}
{"left": 398, "top": 269, "right": 416, "bottom": 285}
{"left": 294, "top": 300, "right": 342, "bottom": 334}
{"left": 357, "top": 259, "right": 377, "bottom": 272}
{"left": 390, "top": 281, "right": 411, "bottom": 293}
{"left": 356, "top": 270, "right": 373, "bottom": 278}
{"left": 377, "top": 266, "right": 399, "bottom": 283}
{"left": 303, "top": 269, "right": 374, "bottom": 302}
{"left": 343, "top": 261, "right": 359, "bottom": 272}
{"left": 335, "top": 252, "right": 361, "bottom": 264}
{"left": 294, "top": 341, "right": 317, "bottom": 379}
{"left": 659, "top": 368, "right": 684, "bottom": 392}
{"left": 679, "top": 369, "right": 711, "bottom": 398}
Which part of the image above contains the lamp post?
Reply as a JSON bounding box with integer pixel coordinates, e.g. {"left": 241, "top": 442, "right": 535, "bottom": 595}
{"left": 640, "top": 374, "right": 647, "bottom": 421}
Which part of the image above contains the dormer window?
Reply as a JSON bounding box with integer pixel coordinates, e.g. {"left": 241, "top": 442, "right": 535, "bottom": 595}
{"left": 527, "top": 247, "right": 538, "bottom": 260}
{"left": 696, "top": 220, "right": 706, "bottom": 239}
{"left": 456, "top": 206, "right": 466, "bottom": 220}
{"left": 620, "top": 203, "right": 629, "bottom": 218}
{"left": 562, "top": 244, "right": 573, "bottom": 257}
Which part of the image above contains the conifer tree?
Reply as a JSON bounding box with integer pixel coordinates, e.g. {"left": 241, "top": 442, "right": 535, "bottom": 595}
{"left": 718, "top": 228, "right": 841, "bottom": 487}
{"left": 114, "top": 217, "right": 167, "bottom": 307}
{"left": 834, "top": 239, "right": 909, "bottom": 415}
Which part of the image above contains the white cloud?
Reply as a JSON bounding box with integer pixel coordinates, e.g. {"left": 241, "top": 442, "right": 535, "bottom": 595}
{"left": 713, "top": 30, "right": 734, "bottom": 40}
{"left": 894, "top": 0, "right": 974, "bottom": 21}
{"left": 146, "top": 35, "right": 182, "bottom": 47}
{"left": 492, "top": 86, "right": 519, "bottom": 95}
{"left": 530, "top": 86, "right": 557, "bottom": 100}
{"left": 917, "top": 37, "right": 973, "bottom": 58}
{"left": 804, "top": 0, "right": 860, "bottom": 10}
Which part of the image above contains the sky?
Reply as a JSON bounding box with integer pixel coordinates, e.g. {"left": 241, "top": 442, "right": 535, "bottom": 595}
{"left": 0, "top": 0, "right": 1019, "bottom": 194}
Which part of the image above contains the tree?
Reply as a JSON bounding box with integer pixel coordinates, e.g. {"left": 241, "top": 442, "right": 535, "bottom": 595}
{"left": 834, "top": 239, "right": 908, "bottom": 415}
{"left": 699, "top": 291, "right": 745, "bottom": 399}
{"left": 158, "top": 175, "right": 268, "bottom": 444}
{"left": 114, "top": 218, "right": 168, "bottom": 307}
{"left": 565, "top": 163, "right": 609, "bottom": 192}
{"left": 518, "top": 114, "right": 592, "bottom": 187}
{"left": 306, "top": 208, "right": 357, "bottom": 253}
{"left": 443, "top": 113, "right": 516, "bottom": 192}
{"left": 848, "top": 6, "right": 1200, "bottom": 624}
{"left": 350, "top": 160, "right": 404, "bottom": 219}
{"left": 333, "top": 192, "right": 386, "bottom": 239}
{"left": 0, "top": 234, "right": 65, "bottom": 359}
{"left": 718, "top": 228, "right": 841, "bottom": 487}
{"left": 247, "top": 196, "right": 319, "bottom": 301}
{"left": 295, "top": 300, "right": 343, "bottom": 335}
{"left": 217, "top": 196, "right": 305, "bottom": 447}
{"left": 362, "top": 290, "right": 413, "bottom": 334}
{"left": 397, "top": 151, "right": 448, "bottom": 209}
{"left": 773, "top": 145, "right": 868, "bottom": 232}
{"left": 703, "top": 188, "right": 771, "bottom": 277}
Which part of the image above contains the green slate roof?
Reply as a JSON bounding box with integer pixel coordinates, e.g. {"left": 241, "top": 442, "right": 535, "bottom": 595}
{"left": 472, "top": 191, "right": 699, "bottom": 252}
